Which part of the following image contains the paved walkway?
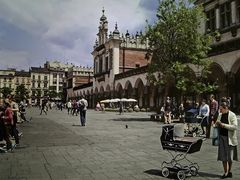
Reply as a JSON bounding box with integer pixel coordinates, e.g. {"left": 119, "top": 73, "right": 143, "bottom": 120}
{"left": 0, "top": 108, "right": 240, "bottom": 180}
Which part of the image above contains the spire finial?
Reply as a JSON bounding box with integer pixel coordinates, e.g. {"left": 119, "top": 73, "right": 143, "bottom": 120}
{"left": 113, "top": 22, "right": 119, "bottom": 34}
{"left": 102, "top": 7, "right": 105, "bottom": 14}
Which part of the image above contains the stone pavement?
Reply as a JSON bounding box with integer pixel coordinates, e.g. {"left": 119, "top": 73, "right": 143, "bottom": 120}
{"left": 0, "top": 108, "right": 240, "bottom": 180}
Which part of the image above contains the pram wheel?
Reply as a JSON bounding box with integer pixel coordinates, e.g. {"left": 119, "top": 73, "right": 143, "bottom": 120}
{"left": 192, "top": 132, "right": 197, "bottom": 137}
{"left": 190, "top": 166, "right": 198, "bottom": 176}
{"left": 177, "top": 170, "right": 186, "bottom": 180}
{"left": 162, "top": 167, "right": 169, "bottom": 177}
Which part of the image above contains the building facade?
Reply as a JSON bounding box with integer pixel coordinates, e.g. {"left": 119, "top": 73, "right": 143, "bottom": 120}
{"left": 0, "top": 61, "right": 93, "bottom": 104}
{"left": 71, "top": 6, "right": 240, "bottom": 112}
{"left": 196, "top": 0, "right": 240, "bottom": 111}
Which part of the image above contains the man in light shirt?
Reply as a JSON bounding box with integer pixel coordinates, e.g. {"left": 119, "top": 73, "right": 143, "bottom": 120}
{"left": 198, "top": 99, "right": 210, "bottom": 136}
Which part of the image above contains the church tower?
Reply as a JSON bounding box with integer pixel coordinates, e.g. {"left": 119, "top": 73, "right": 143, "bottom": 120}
{"left": 97, "top": 8, "right": 108, "bottom": 45}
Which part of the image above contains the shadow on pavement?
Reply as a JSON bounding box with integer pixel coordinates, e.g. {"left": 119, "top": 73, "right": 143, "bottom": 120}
{"left": 198, "top": 171, "right": 220, "bottom": 178}
{"left": 144, "top": 169, "right": 220, "bottom": 179}
{"left": 72, "top": 124, "right": 81, "bottom": 126}
{"left": 111, "top": 118, "right": 158, "bottom": 122}
{"left": 144, "top": 169, "right": 176, "bottom": 179}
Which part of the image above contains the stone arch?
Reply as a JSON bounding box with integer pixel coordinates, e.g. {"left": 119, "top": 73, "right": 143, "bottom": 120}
{"left": 115, "top": 82, "right": 124, "bottom": 98}
{"left": 124, "top": 80, "right": 133, "bottom": 98}
{"left": 231, "top": 58, "right": 240, "bottom": 74}
{"left": 106, "top": 84, "right": 111, "bottom": 92}
{"left": 100, "top": 86, "right": 104, "bottom": 93}
{"left": 208, "top": 62, "right": 226, "bottom": 97}
{"left": 86, "top": 90, "right": 90, "bottom": 95}
{"left": 95, "top": 87, "right": 98, "bottom": 94}
{"left": 134, "top": 78, "right": 145, "bottom": 88}
{"left": 134, "top": 78, "right": 144, "bottom": 107}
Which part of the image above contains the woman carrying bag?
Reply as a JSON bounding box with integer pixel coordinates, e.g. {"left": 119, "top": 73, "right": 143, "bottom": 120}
{"left": 215, "top": 101, "right": 238, "bottom": 179}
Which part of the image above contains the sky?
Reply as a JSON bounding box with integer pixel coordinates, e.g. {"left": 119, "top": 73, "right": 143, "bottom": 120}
{"left": 0, "top": 0, "right": 158, "bottom": 71}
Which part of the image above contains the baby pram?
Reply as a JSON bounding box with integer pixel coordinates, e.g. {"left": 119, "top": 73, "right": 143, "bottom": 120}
{"left": 184, "top": 109, "right": 206, "bottom": 137}
{"left": 161, "top": 125, "right": 203, "bottom": 180}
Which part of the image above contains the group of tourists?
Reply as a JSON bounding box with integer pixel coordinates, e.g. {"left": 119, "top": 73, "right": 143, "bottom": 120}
{"left": 0, "top": 95, "right": 28, "bottom": 152}
{"left": 162, "top": 94, "right": 238, "bottom": 179}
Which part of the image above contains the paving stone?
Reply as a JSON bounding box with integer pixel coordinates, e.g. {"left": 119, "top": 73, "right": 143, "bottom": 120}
{"left": 1, "top": 108, "right": 239, "bottom": 179}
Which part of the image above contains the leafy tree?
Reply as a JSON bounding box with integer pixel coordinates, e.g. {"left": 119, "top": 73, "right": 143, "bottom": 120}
{"left": 15, "top": 84, "right": 29, "bottom": 102}
{"left": 143, "top": 0, "right": 217, "bottom": 100}
{"left": 49, "top": 90, "right": 58, "bottom": 99}
{"left": 0, "top": 87, "right": 12, "bottom": 98}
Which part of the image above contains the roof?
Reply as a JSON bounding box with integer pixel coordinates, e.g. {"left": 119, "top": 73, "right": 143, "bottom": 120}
{"left": 15, "top": 71, "right": 31, "bottom": 77}
{"left": 73, "top": 82, "right": 93, "bottom": 90}
{"left": 30, "top": 67, "right": 49, "bottom": 73}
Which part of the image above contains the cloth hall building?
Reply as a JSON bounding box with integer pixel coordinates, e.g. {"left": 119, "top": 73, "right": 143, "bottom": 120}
{"left": 69, "top": 4, "right": 240, "bottom": 112}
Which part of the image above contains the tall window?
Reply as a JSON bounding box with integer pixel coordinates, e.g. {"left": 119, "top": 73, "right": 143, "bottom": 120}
{"left": 206, "top": 9, "right": 216, "bottom": 32}
{"left": 44, "top": 76, "right": 47, "bottom": 81}
{"left": 99, "top": 57, "right": 103, "bottom": 73}
{"left": 38, "top": 75, "right": 41, "bottom": 80}
{"left": 32, "top": 91, "right": 36, "bottom": 96}
{"left": 95, "top": 61, "right": 98, "bottom": 74}
{"left": 237, "top": 0, "right": 240, "bottom": 23}
{"left": 220, "top": 2, "right": 231, "bottom": 28}
{"left": 105, "top": 56, "right": 109, "bottom": 71}
{"left": 32, "top": 75, "right": 35, "bottom": 80}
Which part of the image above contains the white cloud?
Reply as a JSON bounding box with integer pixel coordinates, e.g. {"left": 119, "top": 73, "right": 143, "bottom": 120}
{"left": 0, "top": 50, "right": 31, "bottom": 70}
{"left": 0, "top": 0, "right": 156, "bottom": 69}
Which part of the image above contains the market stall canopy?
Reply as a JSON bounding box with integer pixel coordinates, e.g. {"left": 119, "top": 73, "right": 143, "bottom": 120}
{"left": 100, "top": 99, "right": 111, "bottom": 103}
{"left": 127, "top": 98, "right": 137, "bottom": 102}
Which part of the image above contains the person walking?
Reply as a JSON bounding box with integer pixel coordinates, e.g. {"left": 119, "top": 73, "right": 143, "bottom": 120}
{"left": 207, "top": 94, "right": 219, "bottom": 138}
{"left": 119, "top": 101, "right": 123, "bottom": 115}
{"left": 198, "top": 99, "right": 210, "bottom": 136}
{"left": 67, "top": 100, "right": 72, "bottom": 115}
{"left": 7, "top": 96, "right": 20, "bottom": 145}
{"left": 78, "top": 96, "right": 88, "bottom": 126}
{"left": 164, "top": 97, "right": 172, "bottom": 124}
{"left": 40, "top": 100, "right": 47, "bottom": 115}
{"left": 0, "top": 99, "right": 13, "bottom": 151}
{"left": 215, "top": 101, "right": 238, "bottom": 179}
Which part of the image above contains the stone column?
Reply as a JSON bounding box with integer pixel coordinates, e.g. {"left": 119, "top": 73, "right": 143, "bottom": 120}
{"left": 215, "top": 4, "right": 220, "bottom": 29}
{"left": 231, "top": 0, "right": 236, "bottom": 24}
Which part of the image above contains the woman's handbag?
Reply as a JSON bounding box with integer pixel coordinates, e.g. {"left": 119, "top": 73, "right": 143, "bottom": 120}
{"left": 210, "top": 125, "right": 219, "bottom": 146}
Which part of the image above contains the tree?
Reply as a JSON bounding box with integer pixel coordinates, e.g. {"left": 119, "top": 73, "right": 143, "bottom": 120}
{"left": 49, "top": 90, "right": 58, "bottom": 99}
{"left": 143, "top": 0, "right": 217, "bottom": 100}
{"left": 0, "top": 87, "right": 12, "bottom": 98}
{"left": 15, "top": 84, "right": 29, "bottom": 102}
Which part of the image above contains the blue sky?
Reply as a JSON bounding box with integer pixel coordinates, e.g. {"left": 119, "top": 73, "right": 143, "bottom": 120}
{"left": 0, "top": 0, "right": 158, "bottom": 70}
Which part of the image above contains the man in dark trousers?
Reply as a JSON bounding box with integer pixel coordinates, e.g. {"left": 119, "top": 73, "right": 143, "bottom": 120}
{"left": 207, "top": 94, "right": 219, "bottom": 138}
{"left": 78, "top": 96, "right": 88, "bottom": 126}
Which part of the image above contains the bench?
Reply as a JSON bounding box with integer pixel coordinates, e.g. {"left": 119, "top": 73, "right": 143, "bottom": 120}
{"left": 150, "top": 113, "right": 163, "bottom": 121}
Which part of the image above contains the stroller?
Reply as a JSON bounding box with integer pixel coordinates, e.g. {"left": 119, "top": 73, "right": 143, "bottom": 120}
{"left": 161, "top": 125, "right": 203, "bottom": 180}
{"left": 184, "top": 109, "right": 205, "bottom": 137}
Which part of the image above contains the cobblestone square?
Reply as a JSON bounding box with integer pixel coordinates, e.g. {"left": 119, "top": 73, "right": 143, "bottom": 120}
{"left": 0, "top": 108, "right": 240, "bottom": 180}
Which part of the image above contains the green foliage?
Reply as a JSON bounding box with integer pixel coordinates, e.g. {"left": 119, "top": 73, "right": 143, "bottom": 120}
{"left": 15, "top": 84, "right": 29, "bottom": 101}
{"left": 0, "top": 87, "right": 12, "bottom": 98}
{"left": 143, "top": 0, "right": 217, "bottom": 96}
{"left": 49, "top": 90, "right": 58, "bottom": 99}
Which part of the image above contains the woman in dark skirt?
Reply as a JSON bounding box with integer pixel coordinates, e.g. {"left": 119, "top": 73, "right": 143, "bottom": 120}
{"left": 216, "top": 101, "right": 238, "bottom": 179}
